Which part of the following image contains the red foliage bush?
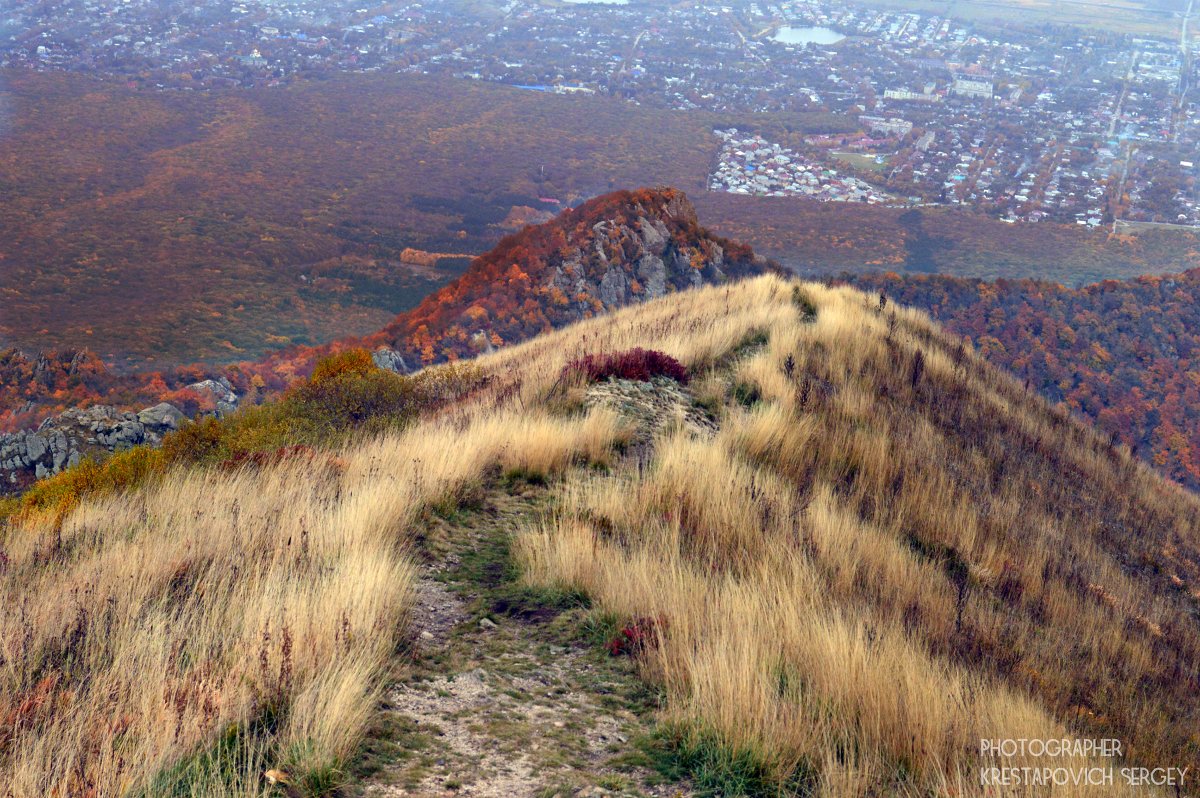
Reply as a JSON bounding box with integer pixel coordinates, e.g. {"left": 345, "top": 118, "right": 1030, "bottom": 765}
{"left": 0, "top": 674, "right": 60, "bottom": 751}
{"left": 565, "top": 348, "right": 689, "bottom": 385}
{"left": 606, "top": 615, "right": 668, "bottom": 657}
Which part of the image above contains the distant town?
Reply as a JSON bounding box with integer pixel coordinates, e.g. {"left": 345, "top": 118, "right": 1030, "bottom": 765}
{"left": 3, "top": 0, "right": 1198, "bottom": 226}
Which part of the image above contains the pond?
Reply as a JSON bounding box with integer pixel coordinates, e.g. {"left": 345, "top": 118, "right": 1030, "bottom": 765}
{"left": 773, "top": 26, "right": 846, "bottom": 45}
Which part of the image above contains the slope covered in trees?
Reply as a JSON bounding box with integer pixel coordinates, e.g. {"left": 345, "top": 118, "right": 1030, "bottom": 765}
{"left": 364, "top": 187, "right": 773, "bottom": 366}
{"left": 846, "top": 270, "right": 1200, "bottom": 488}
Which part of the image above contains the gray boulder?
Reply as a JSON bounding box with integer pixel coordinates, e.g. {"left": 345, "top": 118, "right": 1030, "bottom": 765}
{"left": 187, "top": 378, "right": 239, "bottom": 416}
{"left": 372, "top": 347, "right": 409, "bottom": 373}
{"left": 139, "top": 402, "right": 186, "bottom": 430}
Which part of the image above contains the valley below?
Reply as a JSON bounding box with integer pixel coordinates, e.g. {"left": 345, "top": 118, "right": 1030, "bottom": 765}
{"left": 3, "top": 69, "right": 1200, "bottom": 372}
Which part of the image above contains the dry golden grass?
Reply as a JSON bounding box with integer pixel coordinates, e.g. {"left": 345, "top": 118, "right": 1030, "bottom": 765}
{"left": 7, "top": 273, "right": 1200, "bottom": 796}
{"left": 0, "top": 404, "right": 625, "bottom": 796}
{"left": 508, "top": 277, "right": 1200, "bottom": 795}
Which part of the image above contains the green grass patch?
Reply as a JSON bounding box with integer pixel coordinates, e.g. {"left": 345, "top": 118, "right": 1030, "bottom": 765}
{"left": 579, "top": 610, "right": 626, "bottom": 649}
{"left": 831, "top": 151, "right": 890, "bottom": 173}
{"left": 135, "top": 705, "right": 281, "bottom": 798}
{"left": 640, "top": 724, "right": 816, "bottom": 798}
{"left": 791, "top": 285, "right": 818, "bottom": 322}
{"left": 138, "top": 702, "right": 352, "bottom": 797}
{"left": 535, "top": 784, "right": 577, "bottom": 798}
{"left": 501, "top": 466, "right": 550, "bottom": 487}
{"left": 732, "top": 381, "right": 763, "bottom": 409}
{"left": 351, "top": 714, "right": 436, "bottom": 782}
{"left": 734, "top": 330, "right": 770, "bottom": 356}
{"left": 692, "top": 395, "right": 723, "bottom": 422}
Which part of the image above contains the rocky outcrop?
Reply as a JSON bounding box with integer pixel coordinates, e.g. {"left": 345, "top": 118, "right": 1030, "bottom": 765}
{"left": 371, "top": 187, "right": 777, "bottom": 368}
{"left": 1, "top": 402, "right": 186, "bottom": 493}
{"left": 371, "top": 347, "right": 409, "bottom": 373}
{"left": 187, "top": 377, "right": 239, "bottom": 416}
{"left": 1, "top": 375, "right": 244, "bottom": 494}
{"left": 532, "top": 200, "right": 749, "bottom": 332}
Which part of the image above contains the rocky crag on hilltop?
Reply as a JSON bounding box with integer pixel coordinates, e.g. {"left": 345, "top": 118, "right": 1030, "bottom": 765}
{"left": 364, "top": 187, "right": 777, "bottom": 369}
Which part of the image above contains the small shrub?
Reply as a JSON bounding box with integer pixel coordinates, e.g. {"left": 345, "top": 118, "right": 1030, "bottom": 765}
{"left": 732, "top": 381, "right": 762, "bottom": 408}
{"left": 641, "top": 724, "right": 816, "bottom": 798}
{"left": 910, "top": 350, "right": 926, "bottom": 389}
{"left": 9, "top": 446, "right": 166, "bottom": 527}
{"left": 563, "top": 348, "right": 689, "bottom": 385}
{"left": 287, "top": 349, "right": 420, "bottom": 431}
{"left": 160, "top": 415, "right": 226, "bottom": 465}
{"left": 606, "top": 615, "right": 667, "bottom": 657}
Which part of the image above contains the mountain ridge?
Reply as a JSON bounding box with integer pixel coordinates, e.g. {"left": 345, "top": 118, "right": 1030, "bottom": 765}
{"left": 360, "top": 186, "right": 776, "bottom": 369}
{"left": 0, "top": 188, "right": 775, "bottom": 491}
{"left": 5, "top": 273, "right": 1200, "bottom": 795}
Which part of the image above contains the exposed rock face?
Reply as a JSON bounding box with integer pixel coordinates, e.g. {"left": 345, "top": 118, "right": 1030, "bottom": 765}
{"left": 187, "top": 377, "right": 239, "bottom": 416}
{"left": 371, "top": 187, "right": 776, "bottom": 369}
{"left": 1, "top": 402, "right": 186, "bottom": 494}
{"left": 371, "top": 347, "right": 409, "bottom": 373}
{"left": 539, "top": 207, "right": 740, "bottom": 323}
{"left": 138, "top": 402, "right": 187, "bottom": 429}
{"left": 0, "top": 370, "right": 241, "bottom": 493}
{"left": 565, "top": 215, "right": 713, "bottom": 308}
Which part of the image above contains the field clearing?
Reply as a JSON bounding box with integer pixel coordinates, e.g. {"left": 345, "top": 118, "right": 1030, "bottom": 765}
{"left": 831, "top": 150, "right": 891, "bottom": 172}
{"left": 859, "top": 0, "right": 1184, "bottom": 37}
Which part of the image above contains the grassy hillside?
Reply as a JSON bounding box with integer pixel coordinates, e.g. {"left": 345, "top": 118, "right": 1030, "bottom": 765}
{"left": 3, "top": 275, "right": 1199, "bottom": 796}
